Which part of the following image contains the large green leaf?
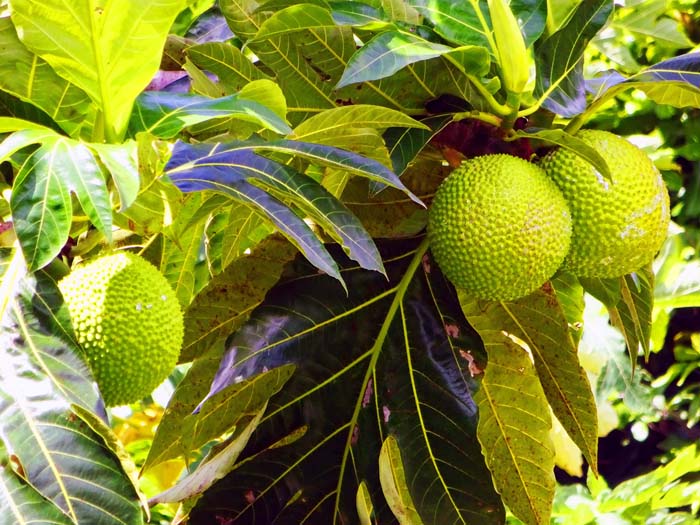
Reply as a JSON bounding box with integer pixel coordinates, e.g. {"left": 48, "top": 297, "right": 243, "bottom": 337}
{"left": 185, "top": 239, "right": 504, "bottom": 524}
{"left": 460, "top": 295, "right": 555, "bottom": 525}
{"left": 0, "top": 251, "right": 143, "bottom": 524}
{"left": 0, "top": 17, "right": 93, "bottom": 138}
{"left": 128, "top": 91, "right": 292, "bottom": 139}
{"left": 9, "top": 0, "right": 187, "bottom": 140}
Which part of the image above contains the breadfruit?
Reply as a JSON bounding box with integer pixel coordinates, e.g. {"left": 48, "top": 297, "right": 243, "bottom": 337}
{"left": 428, "top": 154, "right": 572, "bottom": 301}
{"left": 59, "top": 252, "right": 184, "bottom": 406}
{"left": 540, "top": 129, "right": 670, "bottom": 278}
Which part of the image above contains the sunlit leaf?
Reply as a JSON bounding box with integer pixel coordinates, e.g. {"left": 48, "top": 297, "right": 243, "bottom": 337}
{"left": 406, "top": 0, "right": 492, "bottom": 48}
{"left": 461, "top": 294, "right": 556, "bottom": 525}
{"left": 0, "top": 17, "right": 93, "bottom": 138}
{"left": 10, "top": 137, "right": 111, "bottom": 270}
{"left": 337, "top": 30, "right": 453, "bottom": 88}
{"left": 129, "top": 91, "right": 292, "bottom": 139}
{"left": 9, "top": 0, "right": 187, "bottom": 140}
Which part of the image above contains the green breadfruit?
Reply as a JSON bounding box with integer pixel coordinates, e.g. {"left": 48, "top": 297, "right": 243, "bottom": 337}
{"left": 59, "top": 252, "right": 184, "bottom": 406}
{"left": 427, "top": 154, "right": 572, "bottom": 301}
{"left": 540, "top": 129, "right": 670, "bottom": 278}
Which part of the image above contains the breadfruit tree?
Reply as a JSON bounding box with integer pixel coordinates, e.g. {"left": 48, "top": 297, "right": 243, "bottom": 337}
{"left": 1, "top": 1, "right": 700, "bottom": 524}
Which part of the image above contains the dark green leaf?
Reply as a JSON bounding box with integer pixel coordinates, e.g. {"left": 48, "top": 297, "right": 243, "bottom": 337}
{"left": 0, "top": 466, "right": 74, "bottom": 525}
{"left": 511, "top": 0, "right": 547, "bottom": 47}
{"left": 533, "top": 0, "right": 613, "bottom": 116}
{"left": 186, "top": 239, "right": 504, "bottom": 524}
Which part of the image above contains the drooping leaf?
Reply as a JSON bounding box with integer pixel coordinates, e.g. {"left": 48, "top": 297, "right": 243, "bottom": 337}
{"left": 533, "top": 0, "right": 613, "bottom": 116}
{"left": 514, "top": 128, "right": 611, "bottom": 179}
{"left": 378, "top": 435, "right": 424, "bottom": 525}
{"left": 129, "top": 91, "right": 292, "bottom": 139}
{"left": 609, "top": 267, "right": 655, "bottom": 365}
{"left": 165, "top": 139, "right": 412, "bottom": 281}
{"left": 0, "top": 17, "right": 93, "bottom": 138}
{"left": 89, "top": 141, "right": 140, "bottom": 211}
{"left": 466, "top": 285, "right": 598, "bottom": 473}
{"left": 0, "top": 252, "right": 142, "bottom": 524}
{"left": 9, "top": 0, "right": 187, "bottom": 140}
{"left": 460, "top": 295, "right": 556, "bottom": 525}
{"left": 150, "top": 403, "right": 269, "bottom": 504}
{"left": 186, "top": 239, "right": 504, "bottom": 524}
{"left": 587, "top": 52, "right": 700, "bottom": 112}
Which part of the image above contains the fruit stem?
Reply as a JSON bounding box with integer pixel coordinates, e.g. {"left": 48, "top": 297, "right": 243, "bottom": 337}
{"left": 564, "top": 114, "right": 585, "bottom": 135}
{"left": 452, "top": 110, "right": 503, "bottom": 128}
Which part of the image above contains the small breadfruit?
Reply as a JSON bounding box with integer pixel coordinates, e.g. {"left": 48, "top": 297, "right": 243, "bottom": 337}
{"left": 58, "top": 252, "right": 184, "bottom": 406}
{"left": 427, "top": 154, "right": 572, "bottom": 301}
{"left": 540, "top": 129, "right": 670, "bottom": 278}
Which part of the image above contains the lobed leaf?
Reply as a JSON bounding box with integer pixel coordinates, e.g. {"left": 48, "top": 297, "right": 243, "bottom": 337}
{"left": 0, "top": 466, "right": 74, "bottom": 525}
{"left": 9, "top": 0, "right": 186, "bottom": 140}
{"left": 0, "top": 17, "right": 93, "bottom": 138}
{"left": 185, "top": 239, "right": 503, "bottom": 524}
{"left": 406, "top": 0, "right": 492, "bottom": 49}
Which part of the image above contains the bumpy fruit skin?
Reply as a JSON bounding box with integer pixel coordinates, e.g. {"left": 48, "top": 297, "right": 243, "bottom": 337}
{"left": 58, "top": 252, "right": 184, "bottom": 406}
{"left": 428, "top": 154, "right": 572, "bottom": 301}
{"left": 540, "top": 130, "right": 670, "bottom": 278}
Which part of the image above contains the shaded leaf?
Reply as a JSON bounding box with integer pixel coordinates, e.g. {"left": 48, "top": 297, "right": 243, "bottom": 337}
{"left": 0, "top": 465, "right": 74, "bottom": 525}
{"left": 533, "top": 0, "right": 613, "bottom": 116}
{"left": 187, "top": 239, "right": 504, "bottom": 524}
{"left": 179, "top": 235, "right": 298, "bottom": 363}
{"left": 609, "top": 267, "right": 654, "bottom": 364}
{"left": 460, "top": 295, "right": 555, "bottom": 525}
{"left": 150, "top": 404, "right": 268, "bottom": 504}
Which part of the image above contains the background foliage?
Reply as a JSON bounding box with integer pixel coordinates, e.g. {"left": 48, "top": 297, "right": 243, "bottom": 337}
{"left": 2, "top": 0, "right": 700, "bottom": 524}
